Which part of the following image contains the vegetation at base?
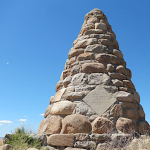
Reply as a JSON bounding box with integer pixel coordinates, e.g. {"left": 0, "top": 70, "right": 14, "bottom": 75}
{"left": 6, "top": 126, "right": 42, "bottom": 150}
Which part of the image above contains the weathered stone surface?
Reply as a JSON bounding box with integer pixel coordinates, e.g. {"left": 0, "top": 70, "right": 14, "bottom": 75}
{"left": 68, "top": 57, "right": 76, "bottom": 65}
{"left": 126, "top": 68, "right": 132, "bottom": 79}
{"left": 68, "top": 48, "right": 84, "bottom": 58}
{"left": 104, "top": 85, "right": 118, "bottom": 93}
{"left": 90, "top": 34, "right": 111, "bottom": 40}
{"left": 81, "top": 23, "right": 95, "bottom": 34}
{"left": 96, "top": 53, "right": 120, "bottom": 65}
{"left": 116, "top": 117, "right": 135, "bottom": 133}
{"left": 116, "top": 65, "right": 127, "bottom": 75}
{"left": 71, "top": 73, "right": 88, "bottom": 86}
{"left": 85, "top": 44, "right": 106, "bottom": 53}
{"left": 82, "top": 63, "right": 106, "bottom": 73}
{"left": 75, "top": 85, "right": 96, "bottom": 92}
{"left": 74, "top": 133, "right": 89, "bottom": 141}
{"left": 61, "top": 114, "right": 91, "bottom": 134}
{"left": 88, "top": 73, "right": 110, "bottom": 85}
{"left": 77, "top": 53, "right": 94, "bottom": 61}
{"left": 99, "top": 39, "right": 114, "bottom": 47}
{"left": 119, "top": 87, "right": 129, "bottom": 92}
{"left": 84, "top": 29, "right": 105, "bottom": 35}
{"left": 107, "top": 64, "right": 115, "bottom": 72}
{"left": 74, "top": 38, "right": 98, "bottom": 49}
{"left": 51, "top": 88, "right": 66, "bottom": 103}
{"left": 115, "top": 91, "right": 133, "bottom": 102}
{"left": 74, "top": 101, "right": 96, "bottom": 116}
{"left": 74, "top": 141, "right": 96, "bottom": 149}
{"left": 49, "top": 96, "right": 54, "bottom": 105}
{"left": 108, "top": 72, "right": 126, "bottom": 80}
{"left": 87, "top": 17, "right": 99, "bottom": 24}
{"left": 95, "top": 23, "right": 107, "bottom": 30}
{"left": 65, "top": 148, "right": 86, "bottom": 150}
{"left": 96, "top": 143, "right": 110, "bottom": 150}
{"left": 133, "top": 91, "right": 140, "bottom": 103}
{"left": 137, "top": 104, "right": 145, "bottom": 119}
{"left": 90, "top": 134, "right": 111, "bottom": 141}
{"left": 45, "top": 116, "right": 62, "bottom": 134}
{"left": 92, "top": 117, "right": 114, "bottom": 133}
{"left": 110, "top": 104, "right": 123, "bottom": 117}
{"left": 50, "top": 101, "right": 75, "bottom": 115}
{"left": 62, "top": 69, "right": 71, "bottom": 80}
{"left": 120, "top": 102, "right": 137, "bottom": 110}
{"left": 26, "top": 148, "right": 39, "bottom": 150}
{"left": 113, "top": 49, "right": 123, "bottom": 59}
{"left": 47, "top": 134, "right": 74, "bottom": 147}
{"left": 44, "top": 105, "right": 52, "bottom": 118}
{"left": 83, "top": 85, "right": 116, "bottom": 116}
{"left": 124, "top": 108, "right": 138, "bottom": 120}
{"left": 123, "top": 80, "right": 135, "bottom": 90}
{"left": 112, "top": 79, "right": 123, "bottom": 87}
{"left": 0, "top": 144, "right": 13, "bottom": 150}
{"left": 55, "top": 81, "right": 63, "bottom": 92}
{"left": 71, "top": 65, "right": 81, "bottom": 75}
{"left": 64, "top": 91, "right": 88, "bottom": 100}
{"left": 38, "top": 119, "right": 45, "bottom": 134}
{"left": 89, "top": 115, "right": 99, "bottom": 122}
{"left": 63, "top": 76, "right": 72, "bottom": 88}
{"left": 137, "top": 121, "right": 149, "bottom": 134}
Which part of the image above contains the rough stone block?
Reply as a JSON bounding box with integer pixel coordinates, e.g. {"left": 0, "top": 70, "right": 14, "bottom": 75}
{"left": 108, "top": 72, "right": 126, "bottom": 80}
{"left": 88, "top": 73, "right": 110, "bottom": 85}
{"left": 77, "top": 53, "right": 94, "bottom": 61}
{"left": 68, "top": 48, "right": 84, "bottom": 59}
{"left": 47, "top": 134, "right": 74, "bottom": 147}
{"left": 85, "top": 44, "right": 107, "bottom": 53}
{"left": 115, "top": 91, "right": 133, "bottom": 102}
{"left": 82, "top": 63, "right": 106, "bottom": 73}
{"left": 113, "top": 49, "right": 123, "bottom": 59}
{"left": 74, "top": 141, "right": 96, "bottom": 149}
{"left": 74, "top": 133, "right": 89, "bottom": 141}
{"left": 95, "top": 23, "right": 107, "bottom": 30}
{"left": 90, "top": 134, "right": 111, "bottom": 141}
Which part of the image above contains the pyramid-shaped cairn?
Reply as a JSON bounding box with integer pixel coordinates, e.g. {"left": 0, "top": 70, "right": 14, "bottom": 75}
{"left": 38, "top": 9, "right": 149, "bottom": 149}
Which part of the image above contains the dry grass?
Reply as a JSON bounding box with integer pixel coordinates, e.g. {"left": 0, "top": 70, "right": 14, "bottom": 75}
{"left": 0, "top": 138, "right": 3, "bottom": 146}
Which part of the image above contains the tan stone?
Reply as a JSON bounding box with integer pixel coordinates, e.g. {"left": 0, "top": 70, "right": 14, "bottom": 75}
{"left": 84, "top": 29, "right": 105, "bottom": 35}
{"left": 38, "top": 119, "right": 45, "bottom": 134}
{"left": 116, "top": 91, "right": 133, "bottom": 102}
{"left": 65, "top": 148, "right": 86, "bottom": 150}
{"left": 63, "top": 76, "right": 72, "bottom": 88}
{"left": 96, "top": 53, "right": 120, "bottom": 65}
{"left": 63, "top": 91, "right": 88, "bottom": 100}
{"left": 116, "top": 65, "right": 126, "bottom": 75}
{"left": 113, "top": 49, "right": 123, "bottom": 59}
{"left": 68, "top": 57, "right": 76, "bottom": 65}
{"left": 123, "top": 80, "right": 135, "bottom": 90}
{"left": 51, "top": 88, "right": 66, "bottom": 103}
{"left": 120, "top": 59, "right": 126, "bottom": 67}
{"left": 108, "top": 72, "right": 126, "bottom": 80}
{"left": 137, "top": 104, "right": 145, "bottom": 119}
{"left": 96, "top": 143, "right": 110, "bottom": 150}
{"left": 116, "top": 117, "right": 135, "bottom": 133}
{"left": 44, "top": 105, "right": 52, "bottom": 118}
{"left": 99, "top": 39, "right": 114, "bottom": 47}
{"left": 120, "top": 102, "right": 137, "bottom": 110}
{"left": 126, "top": 68, "right": 132, "bottom": 79}
{"left": 81, "top": 23, "right": 95, "bottom": 34}
{"left": 124, "top": 108, "right": 138, "bottom": 120}
{"left": 82, "top": 63, "right": 106, "bottom": 73}
{"left": 119, "top": 87, "right": 129, "bottom": 92}
{"left": 87, "top": 17, "right": 99, "bottom": 24}
{"left": 0, "top": 144, "right": 13, "bottom": 150}
{"left": 74, "top": 133, "right": 89, "bottom": 141}
{"left": 107, "top": 64, "right": 115, "bottom": 72}
{"left": 137, "top": 121, "right": 149, "bottom": 134}
{"left": 92, "top": 117, "right": 114, "bottom": 134}
{"left": 50, "top": 101, "right": 75, "bottom": 115}
{"left": 112, "top": 79, "right": 123, "bottom": 87}
{"left": 45, "top": 116, "right": 62, "bottom": 134}
{"left": 74, "top": 38, "right": 98, "bottom": 49}
{"left": 110, "top": 104, "right": 123, "bottom": 117}
{"left": 85, "top": 44, "right": 107, "bottom": 53}
{"left": 95, "top": 23, "right": 107, "bottom": 30}
{"left": 62, "top": 69, "right": 71, "bottom": 80}
{"left": 68, "top": 48, "right": 84, "bottom": 59}
{"left": 55, "top": 81, "right": 63, "bottom": 92}
{"left": 77, "top": 52, "right": 94, "bottom": 61}
{"left": 61, "top": 114, "right": 91, "bottom": 134}
{"left": 49, "top": 96, "right": 54, "bottom": 104}
{"left": 47, "top": 134, "right": 74, "bottom": 147}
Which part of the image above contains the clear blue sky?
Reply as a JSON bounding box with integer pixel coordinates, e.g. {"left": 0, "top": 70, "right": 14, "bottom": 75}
{"left": 1, "top": 0, "right": 150, "bottom": 137}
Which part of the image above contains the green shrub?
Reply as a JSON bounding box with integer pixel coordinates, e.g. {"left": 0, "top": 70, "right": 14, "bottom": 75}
{"left": 6, "top": 126, "right": 42, "bottom": 150}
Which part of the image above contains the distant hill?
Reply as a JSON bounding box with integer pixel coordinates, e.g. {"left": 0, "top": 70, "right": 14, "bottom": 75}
{"left": 0, "top": 137, "right": 3, "bottom": 140}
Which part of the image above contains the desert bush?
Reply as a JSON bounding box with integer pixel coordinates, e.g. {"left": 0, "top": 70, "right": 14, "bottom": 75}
{"left": 6, "top": 126, "right": 42, "bottom": 150}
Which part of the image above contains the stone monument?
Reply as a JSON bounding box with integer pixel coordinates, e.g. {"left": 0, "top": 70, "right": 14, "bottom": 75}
{"left": 38, "top": 8, "right": 149, "bottom": 149}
